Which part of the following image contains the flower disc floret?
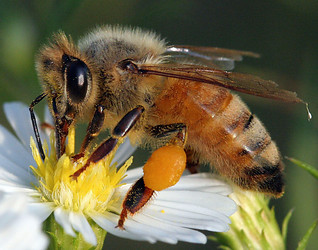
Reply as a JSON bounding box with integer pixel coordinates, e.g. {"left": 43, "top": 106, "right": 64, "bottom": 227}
{"left": 29, "top": 126, "right": 131, "bottom": 215}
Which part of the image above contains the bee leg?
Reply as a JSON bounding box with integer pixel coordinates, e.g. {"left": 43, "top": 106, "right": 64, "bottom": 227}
{"left": 40, "top": 122, "right": 55, "bottom": 131}
{"left": 148, "top": 123, "right": 186, "bottom": 140}
{"left": 117, "top": 124, "right": 187, "bottom": 229}
{"left": 185, "top": 148, "right": 200, "bottom": 174}
{"left": 72, "top": 105, "right": 106, "bottom": 161}
{"left": 150, "top": 124, "right": 200, "bottom": 173}
{"left": 52, "top": 97, "right": 73, "bottom": 158}
{"left": 70, "top": 106, "right": 145, "bottom": 180}
{"left": 117, "top": 177, "right": 154, "bottom": 229}
{"left": 29, "top": 93, "right": 47, "bottom": 160}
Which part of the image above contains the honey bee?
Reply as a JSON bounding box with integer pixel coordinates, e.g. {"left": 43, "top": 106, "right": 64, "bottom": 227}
{"left": 30, "top": 26, "right": 308, "bottom": 228}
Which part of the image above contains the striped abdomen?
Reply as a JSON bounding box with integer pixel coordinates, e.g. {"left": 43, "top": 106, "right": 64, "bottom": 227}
{"left": 153, "top": 78, "right": 284, "bottom": 197}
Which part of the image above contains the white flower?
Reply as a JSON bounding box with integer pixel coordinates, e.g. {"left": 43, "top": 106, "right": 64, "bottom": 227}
{"left": 0, "top": 102, "right": 236, "bottom": 246}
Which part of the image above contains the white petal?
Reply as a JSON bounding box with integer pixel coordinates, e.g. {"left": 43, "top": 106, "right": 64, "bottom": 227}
{"left": 44, "top": 106, "right": 53, "bottom": 125}
{"left": 27, "top": 202, "right": 54, "bottom": 222}
{"left": 43, "top": 106, "right": 54, "bottom": 143}
{"left": 111, "top": 138, "right": 137, "bottom": 167}
{"left": 142, "top": 204, "right": 230, "bottom": 232}
{"left": 0, "top": 192, "right": 48, "bottom": 250}
{"left": 91, "top": 212, "right": 156, "bottom": 242}
{"left": 54, "top": 207, "right": 76, "bottom": 237}
{"left": 69, "top": 211, "right": 97, "bottom": 246}
{"left": 4, "top": 102, "right": 49, "bottom": 151}
{"left": 4, "top": 102, "right": 35, "bottom": 150}
{"left": 156, "top": 190, "right": 236, "bottom": 216}
{"left": 0, "top": 179, "right": 37, "bottom": 194}
{"left": 122, "top": 167, "right": 143, "bottom": 183}
{"left": 0, "top": 125, "right": 35, "bottom": 167}
{"left": 0, "top": 153, "right": 36, "bottom": 186}
{"left": 0, "top": 167, "right": 30, "bottom": 187}
{"left": 170, "top": 173, "right": 232, "bottom": 195}
{"left": 127, "top": 213, "right": 207, "bottom": 244}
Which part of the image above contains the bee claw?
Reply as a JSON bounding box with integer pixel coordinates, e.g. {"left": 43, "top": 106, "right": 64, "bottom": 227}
{"left": 115, "top": 224, "right": 125, "bottom": 230}
{"left": 71, "top": 152, "right": 84, "bottom": 162}
{"left": 69, "top": 173, "right": 78, "bottom": 182}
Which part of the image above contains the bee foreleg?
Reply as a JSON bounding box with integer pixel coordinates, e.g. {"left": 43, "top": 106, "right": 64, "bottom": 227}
{"left": 29, "top": 93, "right": 48, "bottom": 160}
{"left": 72, "top": 105, "right": 106, "bottom": 161}
{"left": 70, "top": 106, "right": 145, "bottom": 180}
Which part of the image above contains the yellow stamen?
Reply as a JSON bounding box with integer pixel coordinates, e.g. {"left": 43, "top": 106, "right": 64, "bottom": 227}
{"left": 29, "top": 126, "right": 132, "bottom": 215}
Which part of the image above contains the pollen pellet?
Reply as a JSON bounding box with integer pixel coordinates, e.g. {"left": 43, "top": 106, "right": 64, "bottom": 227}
{"left": 143, "top": 145, "right": 186, "bottom": 191}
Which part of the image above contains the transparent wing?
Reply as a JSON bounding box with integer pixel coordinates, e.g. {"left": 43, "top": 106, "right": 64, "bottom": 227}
{"left": 164, "top": 45, "right": 259, "bottom": 71}
{"left": 136, "top": 64, "right": 303, "bottom": 103}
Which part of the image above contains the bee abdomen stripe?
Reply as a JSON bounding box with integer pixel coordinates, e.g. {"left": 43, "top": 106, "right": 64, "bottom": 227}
{"left": 225, "top": 110, "right": 251, "bottom": 134}
{"left": 257, "top": 172, "right": 284, "bottom": 194}
{"left": 244, "top": 164, "right": 280, "bottom": 176}
{"left": 243, "top": 114, "right": 254, "bottom": 130}
{"left": 238, "top": 135, "right": 272, "bottom": 156}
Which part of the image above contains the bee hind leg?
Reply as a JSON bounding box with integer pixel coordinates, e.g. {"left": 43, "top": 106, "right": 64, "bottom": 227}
{"left": 149, "top": 124, "right": 199, "bottom": 173}
{"left": 117, "top": 177, "right": 154, "bottom": 229}
{"left": 148, "top": 123, "right": 186, "bottom": 140}
{"left": 185, "top": 148, "right": 200, "bottom": 174}
{"left": 117, "top": 123, "right": 187, "bottom": 229}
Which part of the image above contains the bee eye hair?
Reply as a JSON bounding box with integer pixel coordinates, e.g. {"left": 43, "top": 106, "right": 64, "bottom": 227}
{"left": 65, "top": 59, "right": 90, "bottom": 104}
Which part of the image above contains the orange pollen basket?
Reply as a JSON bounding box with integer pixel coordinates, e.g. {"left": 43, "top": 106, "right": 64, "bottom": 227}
{"left": 143, "top": 144, "right": 187, "bottom": 191}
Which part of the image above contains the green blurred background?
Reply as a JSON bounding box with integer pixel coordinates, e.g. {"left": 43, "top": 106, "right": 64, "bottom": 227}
{"left": 0, "top": 0, "right": 317, "bottom": 249}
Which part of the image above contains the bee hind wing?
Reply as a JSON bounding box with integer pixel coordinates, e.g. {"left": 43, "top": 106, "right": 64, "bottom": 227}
{"left": 164, "top": 45, "right": 260, "bottom": 71}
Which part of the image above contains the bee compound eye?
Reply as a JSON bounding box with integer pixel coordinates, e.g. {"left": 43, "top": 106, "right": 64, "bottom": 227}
{"left": 66, "top": 60, "right": 90, "bottom": 104}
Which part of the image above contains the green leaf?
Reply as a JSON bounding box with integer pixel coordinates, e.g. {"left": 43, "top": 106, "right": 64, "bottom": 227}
{"left": 282, "top": 209, "right": 294, "bottom": 243}
{"left": 297, "top": 220, "right": 318, "bottom": 250}
{"left": 286, "top": 157, "right": 318, "bottom": 180}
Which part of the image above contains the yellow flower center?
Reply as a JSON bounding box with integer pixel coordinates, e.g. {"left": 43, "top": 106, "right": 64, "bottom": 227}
{"left": 29, "top": 126, "right": 132, "bottom": 215}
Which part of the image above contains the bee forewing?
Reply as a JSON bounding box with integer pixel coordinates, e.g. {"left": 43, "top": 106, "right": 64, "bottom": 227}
{"left": 137, "top": 64, "right": 303, "bottom": 103}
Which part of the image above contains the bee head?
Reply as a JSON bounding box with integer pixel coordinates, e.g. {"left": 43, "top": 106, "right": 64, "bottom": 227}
{"left": 36, "top": 32, "right": 97, "bottom": 121}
